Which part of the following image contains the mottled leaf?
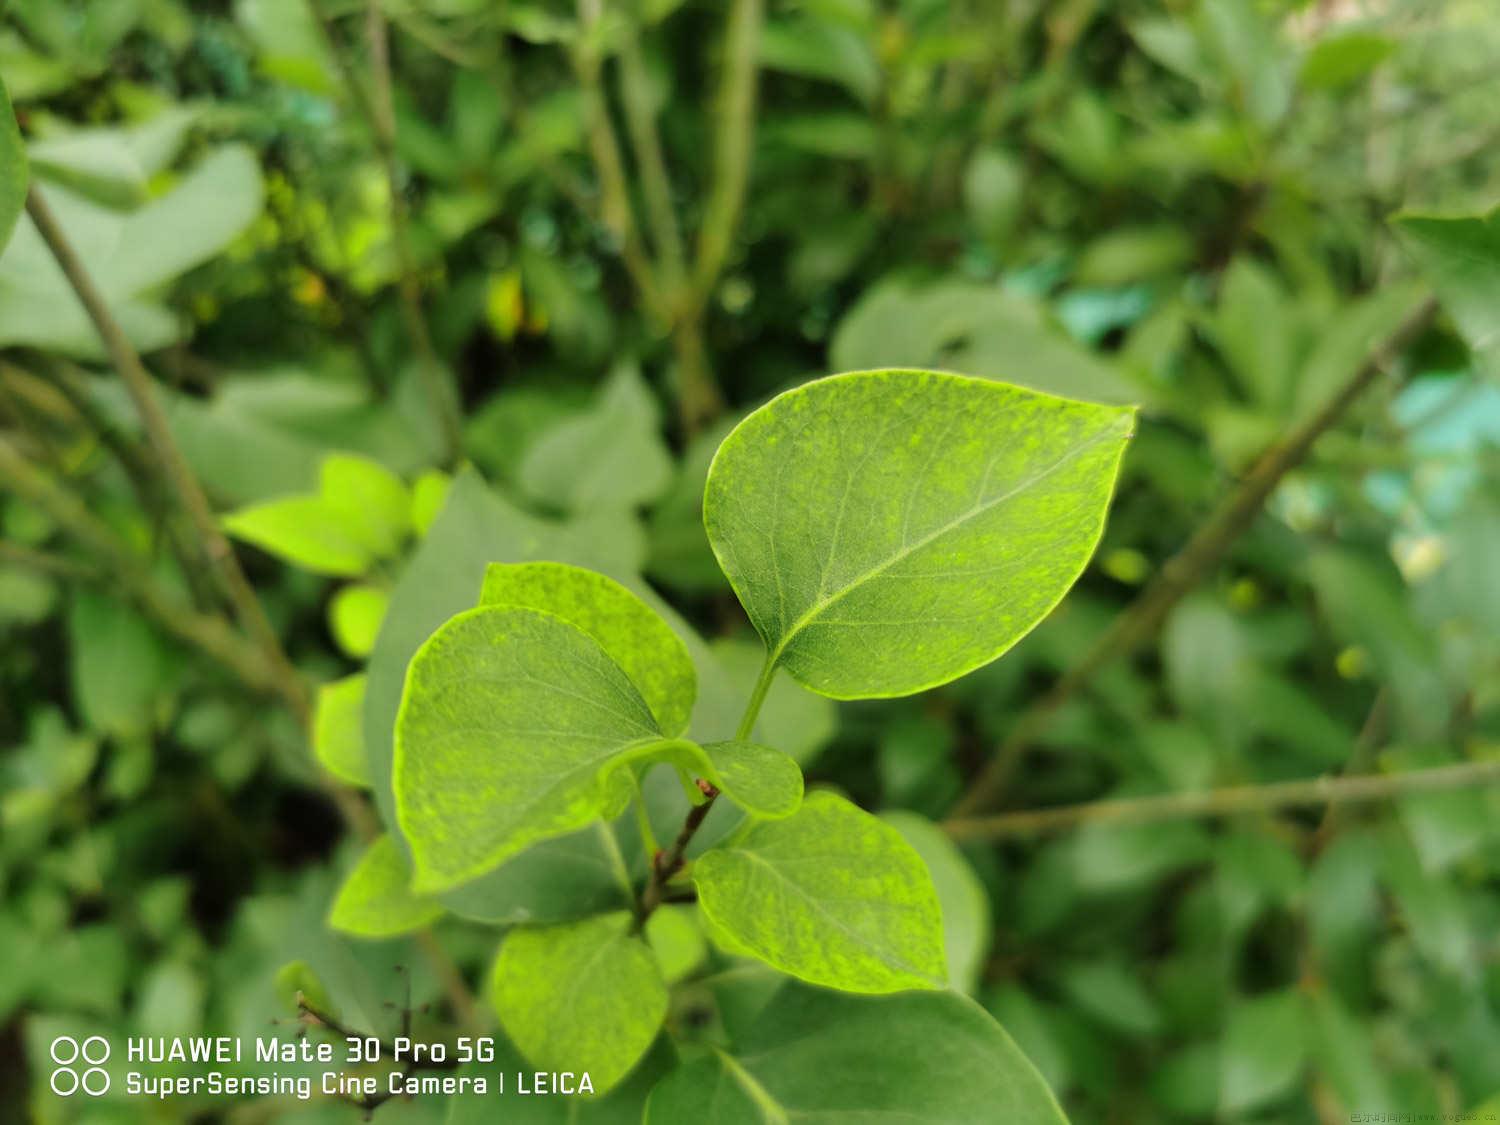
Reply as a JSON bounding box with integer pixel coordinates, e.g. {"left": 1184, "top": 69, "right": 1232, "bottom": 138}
{"left": 704, "top": 369, "right": 1134, "bottom": 699}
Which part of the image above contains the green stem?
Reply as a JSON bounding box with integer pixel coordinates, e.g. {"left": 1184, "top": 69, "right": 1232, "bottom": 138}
{"left": 736, "top": 653, "right": 777, "bottom": 740}
{"left": 634, "top": 651, "right": 778, "bottom": 931}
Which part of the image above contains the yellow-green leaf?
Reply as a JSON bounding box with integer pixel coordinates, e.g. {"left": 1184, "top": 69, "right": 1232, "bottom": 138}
{"left": 480, "top": 561, "right": 695, "bottom": 737}
{"left": 0, "top": 76, "right": 27, "bottom": 255}
{"left": 704, "top": 369, "right": 1134, "bottom": 699}
{"left": 328, "top": 583, "right": 389, "bottom": 659}
{"left": 693, "top": 791, "right": 946, "bottom": 993}
{"left": 490, "top": 912, "right": 667, "bottom": 1095}
{"left": 328, "top": 834, "right": 443, "bottom": 937}
{"left": 313, "top": 674, "right": 370, "bottom": 787}
{"left": 394, "top": 606, "right": 664, "bottom": 893}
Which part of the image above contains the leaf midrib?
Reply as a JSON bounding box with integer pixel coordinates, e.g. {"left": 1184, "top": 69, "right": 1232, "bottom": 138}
{"left": 764, "top": 415, "right": 1128, "bottom": 668}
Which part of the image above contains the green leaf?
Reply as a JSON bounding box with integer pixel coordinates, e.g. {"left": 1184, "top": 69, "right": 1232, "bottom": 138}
{"left": 881, "top": 811, "right": 991, "bottom": 994}
{"left": 1220, "top": 990, "right": 1308, "bottom": 1115}
{"left": 520, "top": 364, "right": 673, "bottom": 512}
{"left": 223, "top": 495, "right": 372, "bottom": 576}
{"left": 410, "top": 468, "right": 451, "bottom": 536}
{"left": 320, "top": 452, "right": 411, "bottom": 560}
{"left": 490, "top": 912, "right": 667, "bottom": 1095}
{"left": 831, "top": 281, "right": 1141, "bottom": 404}
{"left": 644, "top": 906, "right": 707, "bottom": 984}
{"left": 1395, "top": 208, "right": 1500, "bottom": 375}
{"left": 274, "top": 960, "right": 335, "bottom": 1017}
{"left": 704, "top": 369, "right": 1135, "bottom": 699}
{"left": 700, "top": 741, "right": 803, "bottom": 819}
{"left": 644, "top": 984, "right": 1070, "bottom": 1124}
{"left": 693, "top": 791, "right": 946, "bottom": 993}
{"left": 314, "top": 674, "right": 371, "bottom": 787}
{"left": 328, "top": 583, "right": 389, "bottom": 659}
{"left": 441, "top": 826, "right": 629, "bottom": 926}
{"left": 709, "top": 638, "right": 836, "bottom": 766}
{"left": 480, "top": 561, "right": 695, "bottom": 737}
{"left": 1299, "top": 31, "right": 1394, "bottom": 90}
{"left": 395, "top": 605, "right": 664, "bottom": 893}
{"left": 328, "top": 834, "right": 444, "bottom": 937}
{"left": 363, "top": 469, "right": 645, "bottom": 835}
{"left": 67, "top": 590, "right": 173, "bottom": 736}
{"left": 0, "top": 75, "right": 26, "bottom": 255}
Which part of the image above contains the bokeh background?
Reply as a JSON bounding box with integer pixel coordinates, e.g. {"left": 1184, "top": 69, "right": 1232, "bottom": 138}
{"left": 3, "top": 0, "right": 1500, "bottom": 1121}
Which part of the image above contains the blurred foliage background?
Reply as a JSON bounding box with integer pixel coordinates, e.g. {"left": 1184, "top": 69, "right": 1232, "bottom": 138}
{"left": 2, "top": 0, "right": 1500, "bottom": 1121}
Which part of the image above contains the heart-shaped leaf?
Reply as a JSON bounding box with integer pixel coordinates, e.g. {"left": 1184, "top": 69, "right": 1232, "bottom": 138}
{"left": 491, "top": 912, "right": 667, "bottom": 1095}
{"left": 480, "top": 561, "right": 695, "bottom": 736}
{"left": 704, "top": 369, "right": 1134, "bottom": 699}
{"left": 394, "top": 606, "right": 664, "bottom": 893}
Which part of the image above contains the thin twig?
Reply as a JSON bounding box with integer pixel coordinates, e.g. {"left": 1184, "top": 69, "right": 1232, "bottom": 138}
{"left": 617, "top": 21, "right": 687, "bottom": 294}
{"left": 0, "top": 438, "right": 283, "bottom": 695}
{"left": 23, "top": 186, "right": 310, "bottom": 722}
{"left": 952, "top": 293, "right": 1440, "bottom": 816}
{"left": 573, "top": 0, "right": 670, "bottom": 321}
{"left": 943, "top": 756, "right": 1500, "bottom": 841}
{"left": 634, "top": 778, "right": 719, "bottom": 931}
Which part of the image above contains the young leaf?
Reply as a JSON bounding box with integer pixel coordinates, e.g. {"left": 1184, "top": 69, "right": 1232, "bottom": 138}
{"left": 704, "top": 369, "right": 1134, "bottom": 699}
{"left": 320, "top": 452, "right": 412, "bottom": 560}
{"left": 700, "top": 741, "right": 803, "bottom": 819}
{"left": 0, "top": 76, "right": 27, "bottom": 255}
{"left": 395, "top": 606, "right": 664, "bottom": 893}
{"left": 644, "top": 984, "right": 1071, "bottom": 1124}
{"left": 645, "top": 906, "right": 707, "bottom": 984}
{"left": 314, "top": 674, "right": 371, "bottom": 787}
{"left": 1394, "top": 208, "right": 1500, "bottom": 374}
{"left": 328, "top": 834, "right": 444, "bottom": 937}
{"left": 693, "top": 791, "right": 946, "bottom": 992}
{"left": 222, "top": 495, "right": 373, "bottom": 577}
{"left": 480, "top": 561, "right": 695, "bottom": 737}
{"left": 328, "top": 583, "right": 389, "bottom": 659}
{"left": 490, "top": 912, "right": 668, "bottom": 1095}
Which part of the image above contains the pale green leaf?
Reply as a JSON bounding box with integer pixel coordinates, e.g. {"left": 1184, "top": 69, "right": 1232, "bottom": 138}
{"left": 320, "top": 452, "right": 411, "bottom": 561}
{"left": 644, "top": 984, "right": 1070, "bottom": 1124}
{"left": 395, "top": 606, "right": 663, "bottom": 893}
{"left": 831, "top": 282, "right": 1140, "bottom": 404}
{"left": 490, "top": 912, "right": 667, "bottom": 1095}
{"left": 442, "top": 826, "right": 629, "bottom": 926}
{"left": 0, "top": 75, "right": 26, "bottom": 255}
{"left": 704, "top": 369, "right": 1135, "bottom": 699}
{"left": 222, "top": 495, "right": 372, "bottom": 576}
{"left": 314, "top": 674, "right": 371, "bottom": 787}
{"left": 328, "top": 834, "right": 443, "bottom": 937}
{"left": 328, "top": 584, "right": 389, "bottom": 659}
{"left": 693, "top": 791, "right": 946, "bottom": 993}
{"left": 1395, "top": 208, "right": 1500, "bottom": 375}
{"left": 881, "top": 811, "right": 991, "bottom": 994}
{"left": 644, "top": 905, "right": 706, "bottom": 983}
{"left": 520, "top": 364, "right": 672, "bottom": 512}
{"left": 480, "top": 561, "right": 695, "bottom": 737}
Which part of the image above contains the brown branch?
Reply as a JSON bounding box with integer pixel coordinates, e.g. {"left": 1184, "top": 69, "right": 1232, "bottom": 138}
{"left": 634, "top": 778, "right": 719, "bottom": 931}
{"left": 944, "top": 756, "right": 1500, "bottom": 841}
{"left": 952, "top": 294, "right": 1440, "bottom": 816}
{"left": 23, "top": 185, "right": 311, "bottom": 723}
